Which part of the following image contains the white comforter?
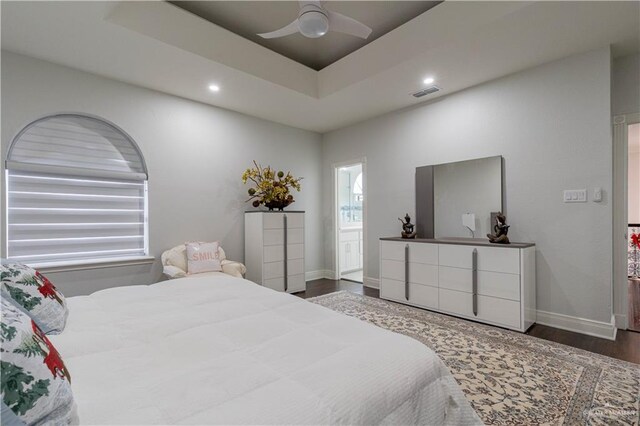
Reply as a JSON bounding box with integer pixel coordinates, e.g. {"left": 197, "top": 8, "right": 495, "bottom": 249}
{"left": 52, "top": 274, "right": 481, "bottom": 425}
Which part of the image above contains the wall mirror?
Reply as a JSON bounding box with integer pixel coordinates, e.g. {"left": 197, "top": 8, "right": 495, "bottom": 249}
{"left": 416, "top": 156, "right": 504, "bottom": 239}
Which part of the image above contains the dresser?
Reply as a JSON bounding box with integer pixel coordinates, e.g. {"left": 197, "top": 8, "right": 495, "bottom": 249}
{"left": 379, "top": 237, "right": 536, "bottom": 332}
{"left": 245, "top": 211, "right": 305, "bottom": 293}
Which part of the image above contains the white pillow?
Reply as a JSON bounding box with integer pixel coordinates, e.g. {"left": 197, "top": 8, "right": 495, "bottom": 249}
{"left": 186, "top": 241, "right": 222, "bottom": 274}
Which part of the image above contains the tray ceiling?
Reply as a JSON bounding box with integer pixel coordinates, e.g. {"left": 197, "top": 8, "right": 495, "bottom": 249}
{"left": 2, "top": 1, "right": 639, "bottom": 132}
{"left": 170, "top": 1, "right": 441, "bottom": 71}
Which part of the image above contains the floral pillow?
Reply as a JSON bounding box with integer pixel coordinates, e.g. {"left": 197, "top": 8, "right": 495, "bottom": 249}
{"left": 0, "top": 261, "right": 68, "bottom": 334}
{"left": 1, "top": 297, "right": 76, "bottom": 425}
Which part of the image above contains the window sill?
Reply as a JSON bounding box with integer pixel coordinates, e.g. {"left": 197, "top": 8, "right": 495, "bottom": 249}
{"left": 30, "top": 256, "right": 156, "bottom": 273}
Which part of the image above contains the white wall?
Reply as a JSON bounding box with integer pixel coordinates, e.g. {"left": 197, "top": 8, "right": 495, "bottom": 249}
{"left": 1, "top": 52, "right": 323, "bottom": 296}
{"left": 322, "top": 48, "right": 613, "bottom": 324}
{"left": 612, "top": 53, "right": 640, "bottom": 116}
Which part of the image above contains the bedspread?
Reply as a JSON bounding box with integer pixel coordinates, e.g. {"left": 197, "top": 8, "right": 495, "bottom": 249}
{"left": 51, "top": 273, "right": 482, "bottom": 425}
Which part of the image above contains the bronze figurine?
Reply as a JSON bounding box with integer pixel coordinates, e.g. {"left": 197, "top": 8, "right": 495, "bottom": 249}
{"left": 399, "top": 213, "right": 417, "bottom": 239}
{"left": 487, "top": 212, "right": 510, "bottom": 244}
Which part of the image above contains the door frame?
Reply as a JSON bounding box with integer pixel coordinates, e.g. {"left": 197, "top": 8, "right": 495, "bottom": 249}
{"left": 613, "top": 113, "right": 640, "bottom": 329}
{"left": 333, "top": 158, "right": 367, "bottom": 283}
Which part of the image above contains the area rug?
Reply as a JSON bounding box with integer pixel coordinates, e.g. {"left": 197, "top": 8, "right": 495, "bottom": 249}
{"left": 309, "top": 291, "right": 640, "bottom": 426}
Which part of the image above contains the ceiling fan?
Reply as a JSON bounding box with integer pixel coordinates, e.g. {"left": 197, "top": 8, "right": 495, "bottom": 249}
{"left": 257, "top": 0, "right": 372, "bottom": 40}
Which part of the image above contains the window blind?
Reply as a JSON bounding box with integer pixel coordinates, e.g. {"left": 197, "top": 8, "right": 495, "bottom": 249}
{"left": 5, "top": 114, "right": 148, "bottom": 265}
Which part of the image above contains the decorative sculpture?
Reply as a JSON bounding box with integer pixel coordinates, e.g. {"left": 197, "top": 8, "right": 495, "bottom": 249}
{"left": 487, "top": 212, "right": 510, "bottom": 244}
{"left": 398, "top": 213, "right": 417, "bottom": 239}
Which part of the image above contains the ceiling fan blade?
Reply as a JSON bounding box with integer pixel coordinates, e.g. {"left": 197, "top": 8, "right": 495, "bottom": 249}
{"left": 327, "top": 10, "right": 372, "bottom": 39}
{"left": 257, "top": 20, "right": 300, "bottom": 39}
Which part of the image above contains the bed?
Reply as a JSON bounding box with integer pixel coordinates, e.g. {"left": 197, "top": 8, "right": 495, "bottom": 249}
{"left": 50, "top": 273, "right": 481, "bottom": 425}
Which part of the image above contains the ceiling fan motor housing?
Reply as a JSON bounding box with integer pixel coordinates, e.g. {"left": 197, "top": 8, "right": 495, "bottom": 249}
{"left": 298, "top": 6, "right": 329, "bottom": 38}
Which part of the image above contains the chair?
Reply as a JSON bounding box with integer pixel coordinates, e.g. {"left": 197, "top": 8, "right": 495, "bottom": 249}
{"left": 161, "top": 244, "right": 247, "bottom": 279}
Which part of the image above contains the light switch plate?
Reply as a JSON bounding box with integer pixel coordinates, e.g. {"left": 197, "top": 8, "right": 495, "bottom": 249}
{"left": 593, "top": 187, "right": 602, "bottom": 202}
{"left": 563, "top": 189, "right": 587, "bottom": 203}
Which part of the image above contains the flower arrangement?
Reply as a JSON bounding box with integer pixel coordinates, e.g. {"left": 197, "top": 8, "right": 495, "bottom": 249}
{"left": 242, "top": 161, "right": 302, "bottom": 211}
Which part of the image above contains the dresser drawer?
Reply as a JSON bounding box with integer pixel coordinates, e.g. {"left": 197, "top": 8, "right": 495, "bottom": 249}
{"left": 409, "top": 262, "right": 438, "bottom": 286}
{"left": 287, "top": 244, "right": 304, "bottom": 260}
{"left": 263, "top": 213, "right": 286, "bottom": 229}
{"left": 381, "top": 259, "right": 438, "bottom": 286}
{"left": 439, "top": 266, "right": 521, "bottom": 301}
{"left": 380, "top": 241, "right": 406, "bottom": 261}
{"left": 286, "top": 274, "right": 305, "bottom": 293}
{"left": 438, "top": 288, "right": 521, "bottom": 329}
{"left": 264, "top": 261, "right": 284, "bottom": 279}
{"left": 262, "top": 213, "right": 304, "bottom": 229}
{"left": 263, "top": 228, "right": 304, "bottom": 246}
{"left": 286, "top": 213, "right": 304, "bottom": 229}
{"left": 263, "top": 277, "right": 284, "bottom": 292}
{"left": 264, "top": 245, "right": 283, "bottom": 263}
{"left": 287, "top": 258, "right": 304, "bottom": 276}
{"left": 380, "top": 259, "right": 404, "bottom": 280}
{"left": 477, "top": 247, "right": 520, "bottom": 275}
{"left": 439, "top": 244, "right": 520, "bottom": 274}
{"left": 478, "top": 295, "right": 521, "bottom": 329}
{"left": 381, "top": 241, "right": 438, "bottom": 264}
{"left": 264, "top": 229, "right": 283, "bottom": 246}
{"left": 380, "top": 278, "right": 438, "bottom": 310}
{"left": 263, "top": 272, "right": 305, "bottom": 292}
{"left": 438, "top": 245, "right": 476, "bottom": 269}
{"left": 439, "top": 266, "right": 472, "bottom": 293}
{"left": 264, "top": 259, "right": 303, "bottom": 279}
{"left": 263, "top": 245, "right": 304, "bottom": 264}
{"left": 438, "top": 288, "right": 473, "bottom": 317}
{"left": 408, "top": 243, "right": 438, "bottom": 265}
{"left": 478, "top": 271, "right": 520, "bottom": 301}
{"left": 380, "top": 278, "right": 403, "bottom": 300}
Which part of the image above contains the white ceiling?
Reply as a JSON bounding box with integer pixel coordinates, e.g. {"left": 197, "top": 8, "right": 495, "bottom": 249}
{"left": 1, "top": 1, "right": 639, "bottom": 133}
{"left": 170, "top": 1, "right": 441, "bottom": 71}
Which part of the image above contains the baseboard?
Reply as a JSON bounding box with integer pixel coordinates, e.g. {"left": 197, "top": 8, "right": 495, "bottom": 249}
{"left": 305, "top": 270, "right": 333, "bottom": 281}
{"left": 614, "top": 313, "right": 628, "bottom": 330}
{"left": 363, "top": 276, "right": 379, "bottom": 289}
{"left": 536, "top": 310, "right": 617, "bottom": 341}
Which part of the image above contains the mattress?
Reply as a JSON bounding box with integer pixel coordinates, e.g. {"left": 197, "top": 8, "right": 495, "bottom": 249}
{"left": 51, "top": 273, "right": 481, "bottom": 425}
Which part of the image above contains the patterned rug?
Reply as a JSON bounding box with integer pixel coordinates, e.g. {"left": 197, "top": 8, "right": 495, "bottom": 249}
{"left": 309, "top": 291, "right": 640, "bottom": 426}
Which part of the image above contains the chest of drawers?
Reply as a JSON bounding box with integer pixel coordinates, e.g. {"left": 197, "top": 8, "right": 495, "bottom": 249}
{"left": 380, "top": 238, "right": 535, "bottom": 332}
{"left": 245, "top": 212, "right": 305, "bottom": 293}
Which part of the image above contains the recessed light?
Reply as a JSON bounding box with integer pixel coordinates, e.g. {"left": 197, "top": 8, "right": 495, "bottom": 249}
{"left": 208, "top": 84, "right": 220, "bottom": 92}
{"left": 423, "top": 77, "right": 435, "bottom": 85}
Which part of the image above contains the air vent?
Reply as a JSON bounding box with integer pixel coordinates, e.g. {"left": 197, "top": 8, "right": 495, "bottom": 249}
{"left": 412, "top": 86, "right": 440, "bottom": 98}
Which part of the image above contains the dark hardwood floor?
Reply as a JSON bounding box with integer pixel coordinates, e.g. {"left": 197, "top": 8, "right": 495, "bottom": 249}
{"left": 296, "top": 278, "right": 379, "bottom": 299}
{"left": 299, "top": 279, "right": 640, "bottom": 364}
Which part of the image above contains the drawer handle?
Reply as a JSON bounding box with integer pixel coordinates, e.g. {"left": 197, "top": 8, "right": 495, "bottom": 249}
{"left": 472, "top": 248, "right": 478, "bottom": 316}
{"left": 284, "top": 214, "right": 288, "bottom": 292}
{"left": 405, "top": 244, "right": 409, "bottom": 300}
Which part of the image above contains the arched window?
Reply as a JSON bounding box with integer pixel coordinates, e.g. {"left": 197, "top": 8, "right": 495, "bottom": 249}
{"left": 5, "top": 114, "right": 149, "bottom": 266}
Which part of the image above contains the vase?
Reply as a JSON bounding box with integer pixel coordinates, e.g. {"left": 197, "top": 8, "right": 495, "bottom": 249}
{"left": 264, "top": 199, "right": 293, "bottom": 211}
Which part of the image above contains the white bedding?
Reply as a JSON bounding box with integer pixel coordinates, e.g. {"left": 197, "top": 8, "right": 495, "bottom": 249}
{"left": 51, "top": 274, "right": 481, "bottom": 425}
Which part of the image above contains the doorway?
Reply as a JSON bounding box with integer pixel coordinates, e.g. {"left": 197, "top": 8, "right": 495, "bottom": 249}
{"left": 615, "top": 114, "right": 640, "bottom": 333}
{"left": 627, "top": 123, "right": 640, "bottom": 331}
{"left": 335, "top": 162, "right": 364, "bottom": 283}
